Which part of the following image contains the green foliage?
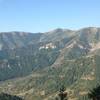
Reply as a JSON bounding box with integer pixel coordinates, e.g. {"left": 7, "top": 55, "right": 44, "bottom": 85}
{"left": 88, "top": 85, "right": 100, "bottom": 100}
{"left": 0, "top": 93, "right": 23, "bottom": 100}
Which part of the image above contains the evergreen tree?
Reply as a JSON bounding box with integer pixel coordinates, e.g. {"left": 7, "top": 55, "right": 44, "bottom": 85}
{"left": 58, "top": 85, "right": 68, "bottom": 100}
{"left": 0, "top": 93, "right": 23, "bottom": 100}
{"left": 88, "top": 85, "right": 100, "bottom": 100}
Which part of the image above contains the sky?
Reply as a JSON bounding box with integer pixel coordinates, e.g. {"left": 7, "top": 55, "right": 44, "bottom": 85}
{"left": 0, "top": 0, "right": 100, "bottom": 32}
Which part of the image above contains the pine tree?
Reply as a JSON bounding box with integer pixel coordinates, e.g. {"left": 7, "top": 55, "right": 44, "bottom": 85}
{"left": 88, "top": 85, "right": 100, "bottom": 100}
{"left": 58, "top": 85, "right": 68, "bottom": 100}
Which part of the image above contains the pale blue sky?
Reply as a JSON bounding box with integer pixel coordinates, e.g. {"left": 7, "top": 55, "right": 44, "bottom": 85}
{"left": 0, "top": 0, "right": 100, "bottom": 32}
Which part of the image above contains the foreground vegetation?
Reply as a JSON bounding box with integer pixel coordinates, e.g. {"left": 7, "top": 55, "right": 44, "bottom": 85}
{"left": 0, "top": 93, "right": 23, "bottom": 100}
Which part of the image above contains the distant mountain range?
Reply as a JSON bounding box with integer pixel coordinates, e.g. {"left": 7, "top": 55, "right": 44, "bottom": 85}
{"left": 0, "top": 27, "right": 100, "bottom": 100}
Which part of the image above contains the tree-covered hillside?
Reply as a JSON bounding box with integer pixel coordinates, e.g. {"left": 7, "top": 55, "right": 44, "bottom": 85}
{"left": 0, "top": 27, "right": 100, "bottom": 100}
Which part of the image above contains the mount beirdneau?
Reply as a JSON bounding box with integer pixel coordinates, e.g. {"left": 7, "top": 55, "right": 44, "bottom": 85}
{"left": 0, "top": 28, "right": 75, "bottom": 80}
{"left": 0, "top": 27, "right": 100, "bottom": 100}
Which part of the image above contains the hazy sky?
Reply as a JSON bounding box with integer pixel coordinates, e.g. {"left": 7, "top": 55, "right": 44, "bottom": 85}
{"left": 0, "top": 0, "right": 100, "bottom": 32}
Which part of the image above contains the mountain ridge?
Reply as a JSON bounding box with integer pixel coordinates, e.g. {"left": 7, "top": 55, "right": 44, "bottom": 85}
{"left": 0, "top": 27, "right": 100, "bottom": 80}
{"left": 0, "top": 27, "right": 100, "bottom": 100}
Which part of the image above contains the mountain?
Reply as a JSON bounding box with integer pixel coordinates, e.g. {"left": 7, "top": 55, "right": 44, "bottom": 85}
{"left": 0, "top": 29, "right": 75, "bottom": 81}
{"left": 0, "top": 32, "right": 43, "bottom": 50}
{"left": 0, "top": 27, "right": 100, "bottom": 100}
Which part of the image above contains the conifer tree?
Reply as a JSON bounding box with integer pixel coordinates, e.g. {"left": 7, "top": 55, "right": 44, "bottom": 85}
{"left": 58, "top": 85, "right": 68, "bottom": 100}
{"left": 88, "top": 85, "right": 100, "bottom": 100}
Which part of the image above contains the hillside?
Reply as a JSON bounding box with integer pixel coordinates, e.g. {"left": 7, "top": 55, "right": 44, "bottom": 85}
{"left": 0, "top": 29, "right": 75, "bottom": 81}
{"left": 0, "top": 27, "right": 100, "bottom": 100}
